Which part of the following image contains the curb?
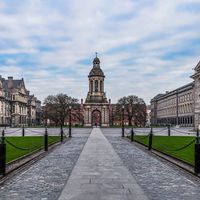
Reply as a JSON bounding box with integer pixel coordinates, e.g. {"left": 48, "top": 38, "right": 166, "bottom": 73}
{"left": 123, "top": 137, "right": 200, "bottom": 178}
{"left": 0, "top": 137, "right": 70, "bottom": 184}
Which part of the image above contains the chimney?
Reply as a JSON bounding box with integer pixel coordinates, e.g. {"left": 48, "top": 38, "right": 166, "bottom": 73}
{"left": 109, "top": 99, "right": 111, "bottom": 104}
{"left": 81, "top": 99, "right": 83, "bottom": 105}
{"left": 8, "top": 76, "right": 13, "bottom": 88}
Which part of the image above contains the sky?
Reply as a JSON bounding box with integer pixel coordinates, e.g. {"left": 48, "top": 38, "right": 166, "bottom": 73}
{"left": 0, "top": 0, "right": 200, "bottom": 105}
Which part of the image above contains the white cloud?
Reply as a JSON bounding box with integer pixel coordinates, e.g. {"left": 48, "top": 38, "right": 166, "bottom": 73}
{"left": 0, "top": 0, "right": 200, "bottom": 104}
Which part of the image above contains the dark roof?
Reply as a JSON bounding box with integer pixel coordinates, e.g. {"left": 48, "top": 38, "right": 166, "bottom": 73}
{"left": 93, "top": 57, "right": 100, "bottom": 64}
{"left": 151, "top": 82, "right": 194, "bottom": 102}
{"left": 88, "top": 56, "right": 105, "bottom": 77}
{"left": 194, "top": 60, "right": 200, "bottom": 71}
{"left": 2, "top": 79, "right": 23, "bottom": 91}
{"left": 89, "top": 67, "right": 105, "bottom": 77}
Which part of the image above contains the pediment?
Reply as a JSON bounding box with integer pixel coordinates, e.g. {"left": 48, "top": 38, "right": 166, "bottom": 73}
{"left": 194, "top": 60, "right": 200, "bottom": 72}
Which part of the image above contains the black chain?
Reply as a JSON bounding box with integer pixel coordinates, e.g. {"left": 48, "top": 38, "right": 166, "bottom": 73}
{"left": 155, "top": 139, "right": 195, "bottom": 152}
{"left": 5, "top": 138, "right": 39, "bottom": 151}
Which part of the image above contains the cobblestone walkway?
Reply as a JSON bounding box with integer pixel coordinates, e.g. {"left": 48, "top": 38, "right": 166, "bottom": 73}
{"left": 103, "top": 132, "right": 200, "bottom": 200}
{"left": 59, "top": 127, "right": 148, "bottom": 200}
{"left": 0, "top": 129, "right": 91, "bottom": 200}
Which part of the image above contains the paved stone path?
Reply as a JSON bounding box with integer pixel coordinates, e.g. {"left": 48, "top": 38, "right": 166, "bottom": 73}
{"left": 59, "top": 128, "right": 148, "bottom": 200}
{"left": 1, "top": 128, "right": 200, "bottom": 200}
{"left": 0, "top": 129, "right": 91, "bottom": 200}
{"left": 102, "top": 129, "right": 200, "bottom": 200}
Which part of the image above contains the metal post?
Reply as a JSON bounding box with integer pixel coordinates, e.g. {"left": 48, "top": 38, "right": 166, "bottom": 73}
{"left": 22, "top": 125, "right": 25, "bottom": 137}
{"left": 195, "top": 128, "right": 200, "bottom": 174}
{"left": 148, "top": 127, "right": 153, "bottom": 150}
{"left": 131, "top": 127, "right": 134, "bottom": 142}
{"left": 44, "top": 127, "right": 48, "bottom": 151}
{"left": 69, "top": 106, "right": 72, "bottom": 138}
{"left": 0, "top": 130, "right": 6, "bottom": 175}
{"left": 168, "top": 124, "right": 170, "bottom": 137}
{"left": 196, "top": 128, "right": 199, "bottom": 144}
{"left": 60, "top": 125, "right": 63, "bottom": 142}
{"left": 122, "top": 105, "right": 124, "bottom": 137}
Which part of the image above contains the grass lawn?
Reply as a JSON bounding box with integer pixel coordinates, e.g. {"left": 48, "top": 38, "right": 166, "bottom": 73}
{"left": 5, "top": 136, "right": 60, "bottom": 163}
{"left": 131, "top": 135, "right": 195, "bottom": 166}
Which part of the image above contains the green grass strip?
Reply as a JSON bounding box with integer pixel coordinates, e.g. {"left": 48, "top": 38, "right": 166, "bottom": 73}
{"left": 5, "top": 136, "right": 60, "bottom": 163}
{"left": 130, "top": 135, "right": 195, "bottom": 166}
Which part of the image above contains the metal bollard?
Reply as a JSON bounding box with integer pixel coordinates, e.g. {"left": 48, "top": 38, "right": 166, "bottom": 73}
{"left": 131, "top": 128, "right": 134, "bottom": 142}
{"left": 168, "top": 125, "right": 170, "bottom": 137}
{"left": 44, "top": 127, "right": 48, "bottom": 151}
{"left": 195, "top": 143, "right": 200, "bottom": 174}
{"left": 122, "top": 127, "right": 124, "bottom": 137}
{"left": 0, "top": 130, "right": 6, "bottom": 175}
{"left": 148, "top": 127, "right": 153, "bottom": 150}
{"left": 196, "top": 128, "right": 199, "bottom": 143}
{"left": 22, "top": 125, "right": 25, "bottom": 137}
{"left": 60, "top": 127, "right": 63, "bottom": 142}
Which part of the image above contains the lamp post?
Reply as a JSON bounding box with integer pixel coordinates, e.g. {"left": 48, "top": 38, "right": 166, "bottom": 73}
{"left": 122, "top": 105, "right": 125, "bottom": 137}
{"left": 69, "top": 105, "right": 72, "bottom": 138}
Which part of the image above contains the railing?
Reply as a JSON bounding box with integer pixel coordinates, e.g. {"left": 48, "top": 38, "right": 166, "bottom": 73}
{"left": 0, "top": 127, "right": 71, "bottom": 176}
{"left": 122, "top": 126, "right": 200, "bottom": 174}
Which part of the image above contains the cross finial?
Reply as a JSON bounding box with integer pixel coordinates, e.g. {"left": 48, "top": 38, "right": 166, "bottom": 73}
{"left": 95, "top": 52, "right": 98, "bottom": 57}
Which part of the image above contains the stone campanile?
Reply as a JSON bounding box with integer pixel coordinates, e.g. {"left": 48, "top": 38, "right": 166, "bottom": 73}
{"left": 83, "top": 54, "right": 110, "bottom": 127}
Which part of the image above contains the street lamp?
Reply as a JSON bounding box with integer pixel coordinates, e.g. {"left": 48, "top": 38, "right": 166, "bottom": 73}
{"left": 69, "top": 105, "right": 72, "bottom": 138}
{"left": 122, "top": 105, "right": 125, "bottom": 137}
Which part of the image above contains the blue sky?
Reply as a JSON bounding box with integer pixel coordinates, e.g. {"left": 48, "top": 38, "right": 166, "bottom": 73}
{"left": 0, "top": 0, "right": 200, "bottom": 104}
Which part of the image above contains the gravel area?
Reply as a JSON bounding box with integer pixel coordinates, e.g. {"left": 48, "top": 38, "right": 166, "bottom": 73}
{"left": 103, "top": 132, "right": 200, "bottom": 200}
{"left": 0, "top": 128, "right": 91, "bottom": 200}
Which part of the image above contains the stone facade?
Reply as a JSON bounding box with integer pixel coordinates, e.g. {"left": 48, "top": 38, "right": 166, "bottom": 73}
{"left": 0, "top": 76, "right": 41, "bottom": 127}
{"left": 83, "top": 55, "right": 110, "bottom": 127}
{"left": 151, "top": 60, "right": 200, "bottom": 128}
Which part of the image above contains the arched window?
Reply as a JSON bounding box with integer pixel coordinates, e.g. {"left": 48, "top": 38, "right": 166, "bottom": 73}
{"left": 95, "top": 80, "right": 98, "bottom": 92}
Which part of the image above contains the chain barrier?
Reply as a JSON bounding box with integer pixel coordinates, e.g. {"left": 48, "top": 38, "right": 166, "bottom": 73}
{"left": 153, "top": 128, "right": 168, "bottom": 134}
{"left": 133, "top": 129, "right": 150, "bottom": 133}
{"left": 170, "top": 128, "right": 194, "bottom": 135}
{"left": 4, "top": 128, "right": 22, "bottom": 135}
{"left": 155, "top": 139, "right": 195, "bottom": 152}
{"left": 25, "top": 128, "right": 44, "bottom": 134}
{"left": 5, "top": 138, "right": 38, "bottom": 151}
{"left": 135, "top": 134, "right": 150, "bottom": 140}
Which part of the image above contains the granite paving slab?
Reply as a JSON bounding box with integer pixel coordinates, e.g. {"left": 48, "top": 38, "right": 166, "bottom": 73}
{"left": 103, "top": 131, "right": 200, "bottom": 200}
{"left": 58, "top": 128, "right": 148, "bottom": 200}
{"left": 0, "top": 128, "right": 91, "bottom": 200}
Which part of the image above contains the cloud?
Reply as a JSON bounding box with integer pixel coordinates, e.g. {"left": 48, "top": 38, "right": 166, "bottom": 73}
{"left": 0, "top": 0, "right": 200, "bottom": 104}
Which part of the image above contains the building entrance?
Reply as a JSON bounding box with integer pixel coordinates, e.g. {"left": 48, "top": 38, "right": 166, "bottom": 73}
{"left": 92, "top": 110, "right": 101, "bottom": 127}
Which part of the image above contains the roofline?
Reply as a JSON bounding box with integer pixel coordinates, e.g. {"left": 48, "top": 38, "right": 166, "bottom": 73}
{"left": 151, "top": 81, "right": 194, "bottom": 102}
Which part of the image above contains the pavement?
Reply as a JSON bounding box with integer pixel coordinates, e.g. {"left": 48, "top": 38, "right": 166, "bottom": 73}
{"left": 59, "top": 127, "right": 148, "bottom": 200}
{"left": 1, "top": 128, "right": 200, "bottom": 200}
{"left": 0, "top": 126, "right": 196, "bottom": 137}
{"left": 0, "top": 128, "right": 91, "bottom": 200}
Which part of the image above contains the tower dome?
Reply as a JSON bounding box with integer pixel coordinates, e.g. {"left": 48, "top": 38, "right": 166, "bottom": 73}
{"left": 88, "top": 54, "right": 105, "bottom": 77}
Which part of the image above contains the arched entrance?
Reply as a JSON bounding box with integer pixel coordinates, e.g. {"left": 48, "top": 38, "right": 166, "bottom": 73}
{"left": 92, "top": 109, "right": 101, "bottom": 127}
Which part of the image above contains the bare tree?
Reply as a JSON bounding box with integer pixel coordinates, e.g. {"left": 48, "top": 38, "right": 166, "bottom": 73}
{"left": 116, "top": 95, "right": 146, "bottom": 126}
{"left": 44, "top": 93, "right": 78, "bottom": 127}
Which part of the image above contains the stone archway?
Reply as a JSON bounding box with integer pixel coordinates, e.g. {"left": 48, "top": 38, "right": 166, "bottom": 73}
{"left": 92, "top": 109, "right": 101, "bottom": 127}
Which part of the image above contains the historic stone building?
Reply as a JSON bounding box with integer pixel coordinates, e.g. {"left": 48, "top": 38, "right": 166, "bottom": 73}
{"left": 0, "top": 76, "right": 41, "bottom": 127}
{"left": 151, "top": 60, "right": 200, "bottom": 128}
{"left": 83, "top": 55, "right": 110, "bottom": 127}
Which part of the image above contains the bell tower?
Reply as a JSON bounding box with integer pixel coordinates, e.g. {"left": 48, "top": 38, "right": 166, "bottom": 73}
{"left": 85, "top": 53, "right": 108, "bottom": 104}
{"left": 83, "top": 53, "right": 110, "bottom": 127}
